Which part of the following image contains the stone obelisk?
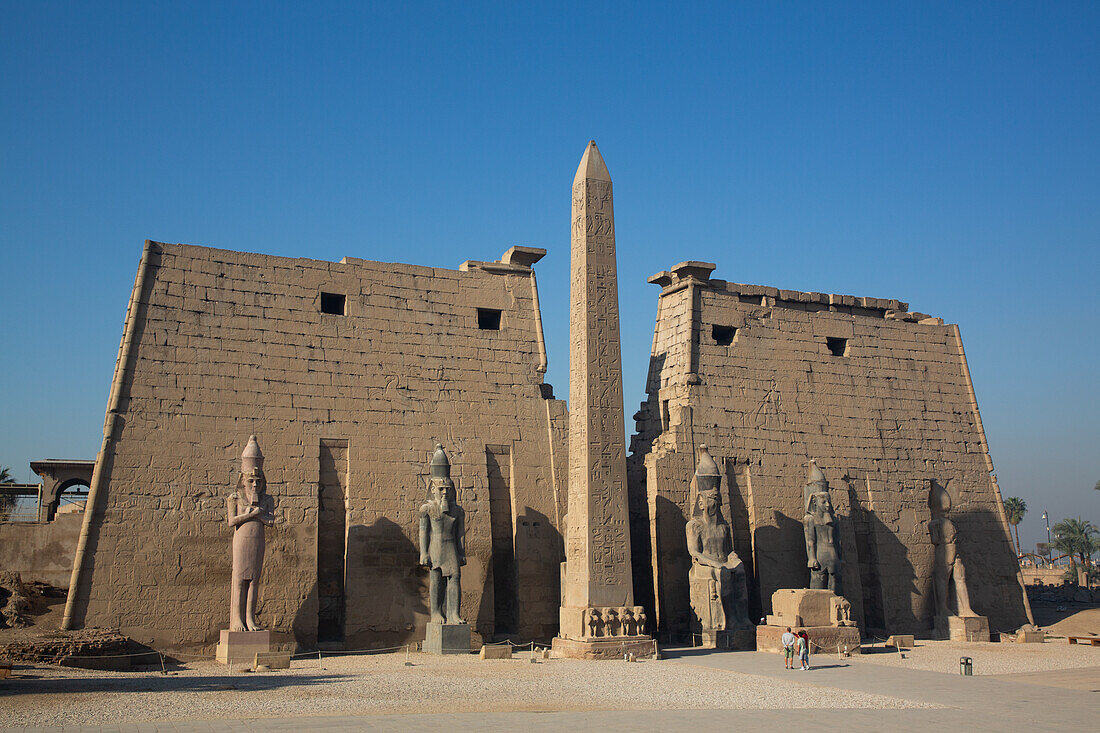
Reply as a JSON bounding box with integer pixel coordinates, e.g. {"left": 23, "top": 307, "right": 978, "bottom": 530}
{"left": 552, "top": 141, "right": 654, "bottom": 659}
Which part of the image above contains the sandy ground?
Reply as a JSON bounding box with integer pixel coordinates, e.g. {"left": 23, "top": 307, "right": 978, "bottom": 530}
{"left": 1032, "top": 604, "right": 1100, "bottom": 637}
{"left": 0, "top": 650, "right": 935, "bottom": 728}
{"left": 851, "top": 637, "right": 1100, "bottom": 675}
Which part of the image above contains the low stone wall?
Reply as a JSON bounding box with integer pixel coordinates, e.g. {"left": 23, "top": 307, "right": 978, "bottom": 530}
{"left": 756, "top": 624, "right": 861, "bottom": 655}
{"left": 0, "top": 513, "right": 81, "bottom": 588}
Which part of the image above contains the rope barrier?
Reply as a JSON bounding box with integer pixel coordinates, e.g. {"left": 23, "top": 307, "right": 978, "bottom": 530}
{"left": 5, "top": 643, "right": 414, "bottom": 663}
{"left": 481, "top": 640, "right": 537, "bottom": 651}
{"left": 5, "top": 639, "right": 547, "bottom": 665}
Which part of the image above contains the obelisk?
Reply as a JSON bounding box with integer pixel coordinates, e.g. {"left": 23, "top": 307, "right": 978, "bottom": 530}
{"left": 552, "top": 141, "right": 654, "bottom": 659}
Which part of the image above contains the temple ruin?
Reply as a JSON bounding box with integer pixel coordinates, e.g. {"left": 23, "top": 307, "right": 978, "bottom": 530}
{"left": 52, "top": 144, "right": 1029, "bottom": 654}
{"left": 626, "top": 261, "right": 1031, "bottom": 639}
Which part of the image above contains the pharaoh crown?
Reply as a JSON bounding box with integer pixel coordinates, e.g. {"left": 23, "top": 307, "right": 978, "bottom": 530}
{"left": 241, "top": 435, "right": 264, "bottom": 473}
{"left": 430, "top": 443, "right": 451, "bottom": 480}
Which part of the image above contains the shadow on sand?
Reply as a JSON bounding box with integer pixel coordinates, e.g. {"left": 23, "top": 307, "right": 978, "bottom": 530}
{"left": 0, "top": 670, "right": 348, "bottom": 697}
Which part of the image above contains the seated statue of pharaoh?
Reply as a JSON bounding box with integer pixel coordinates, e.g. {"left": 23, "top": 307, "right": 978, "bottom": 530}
{"left": 685, "top": 445, "right": 752, "bottom": 632}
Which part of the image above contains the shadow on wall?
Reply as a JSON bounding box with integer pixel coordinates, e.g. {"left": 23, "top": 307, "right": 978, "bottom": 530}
{"left": 475, "top": 538, "right": 494, "bottom": 640}
{"left": 952, "top": 506, "right": 1030, "bottom": 633}
{"left": 751, "top": 511, "right": 809, "bottom": 617}
{"left": 298, "top": 517, "right": 428, "bottom": 652}
{"left": 862, "top": 511, "right": 919, "bottom": 635}
{"left": 842, "top": 477, "right": 920, "bottom": 636}
{"left": 513, "top": 507, "right": 563, "bottom": 641}
{"left": 653, "top": 495, "right": 690, "bottom": 640}
{"left": 288, "top": 579, "right": 319, "bottom": 651}
{"left": 724, "top": 458, "right": 760, "bottom": 623}
{"left": 625, "top": 349, "right": 667, "bottom": 636}
{"left": 628, "top": 490, "right": 655, "bottom": 636}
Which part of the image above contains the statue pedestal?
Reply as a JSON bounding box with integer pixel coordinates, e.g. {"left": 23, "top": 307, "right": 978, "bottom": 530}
{"left": 699, "top": 628, "right": 756, "bottom": 650}
{"left": 756, "top": 625, "right": 861, "bottom": 655}
{"left": 945, "top": 615, "right": 990, "bottom": 642}
{"left": 215, "top": 630, "right": 270, "bottom": 664}
{"left": 552, "top": 605, "right": 656, "bottom": 659}
{"left": 550, "top": 635, "right": 657, "bottom": 660}
{"left": 423, "top": 622, "right": 471, "bottom": 654}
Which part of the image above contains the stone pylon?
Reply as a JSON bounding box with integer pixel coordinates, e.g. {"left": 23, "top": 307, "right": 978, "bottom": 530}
{"left": 552, "top": 141, "right": 654, "bottom": 659}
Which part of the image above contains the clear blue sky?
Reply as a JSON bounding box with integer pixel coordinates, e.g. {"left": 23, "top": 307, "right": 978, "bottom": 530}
{"left": 2, "top": 2, "right": 1097, "bottom": 553}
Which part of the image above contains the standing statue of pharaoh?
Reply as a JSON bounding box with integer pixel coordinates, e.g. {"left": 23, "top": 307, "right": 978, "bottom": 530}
{"left": 685, "top": 445, "right": 752, "bottom": 632}
{"left": 419, "top": 444, "right": 467, "bottom": 625}
{"left": 803, "top": 460, "right": 843, "bottom": 596}
{"left": 928, "top": 482, "right": 975, "bottom": 620}
{"left": 227, "top": 435, "right": 276, "bottom": 632}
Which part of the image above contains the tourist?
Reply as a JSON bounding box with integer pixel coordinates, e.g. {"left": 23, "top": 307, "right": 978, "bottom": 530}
{"left": 798, "top": 630, "right": 810, "bottom": 670}
{"left": 781, "top": 626, "right": 796, "bottom": 669}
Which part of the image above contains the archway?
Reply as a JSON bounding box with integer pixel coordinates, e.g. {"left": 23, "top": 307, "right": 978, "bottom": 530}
{"left": 29, "top": 460, "right": 95, "bottom": 521}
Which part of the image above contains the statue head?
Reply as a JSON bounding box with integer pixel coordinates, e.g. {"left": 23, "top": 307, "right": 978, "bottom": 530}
{"left": 928, "top": 481, "right": 952, "bottom": 517}
{"left": 692, "top": 445, "right": 723, "bottom": 520}
{"left": 237, "top": 435, "right": 266, "bottom": 502}
{"left": 804, "top": 461, "right": 834, "bottom": 524}
{"left": 428, "top": 444, "right": 456, "bottom": 512}
{"left": 805, "top": 459, "right": 828, "bottom": 491}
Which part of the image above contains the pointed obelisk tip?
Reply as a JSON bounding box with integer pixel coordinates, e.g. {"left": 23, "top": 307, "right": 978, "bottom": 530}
{"left": 574, "top": 139, "right": 611, "bottom": 183}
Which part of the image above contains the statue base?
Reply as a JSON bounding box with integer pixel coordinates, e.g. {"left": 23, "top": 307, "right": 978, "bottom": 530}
{"left": 550, "top": 635, "right": 657, "bottom": 660}
{"left": 939, "top": 615, "right": 989, "bottom": 642}
{"left": 756, "top": 625, "right": 861, "bottom": 655}
{"left": 766, "top": 588, "right": 853, "bottom": 628}
{"left": 698, "top": 627, "right": 756, "bottom": 650}
{"left": 215, "top": 630, "right": 270, "bottom": 664}
{"left": 423, "top": 622, "right": 471, "bottom": 654}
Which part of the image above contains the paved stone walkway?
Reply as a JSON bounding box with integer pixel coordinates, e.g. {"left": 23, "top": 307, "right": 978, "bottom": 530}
{"left": 6, "top": 650, "right": 1096, "bottom": 732}
{"left": 988, "top": 665, "right": 1100, "bottom": 692}
{"left": 662, "top": 649, "right": 1098, "bottom": 729}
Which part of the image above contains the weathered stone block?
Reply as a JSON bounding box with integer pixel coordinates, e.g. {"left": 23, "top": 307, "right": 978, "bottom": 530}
{"left": 254, "top": 651, "right": 292, "bottom": 669}
{"left": 423, "top": 622, "right": 470, "bottom": 655}
{"left": 700, "top": 628, "right": 756, "bottom": 650}
{"left": 479, "top": 644, "right": 512, "bottom": 659}
{"left": 756, "top": 625, "right": 860, "bottom": 655}
{"left": 768, "top": 589, "right": 852, "bottom": 628}
{"left": 947, "top": 615, "right": 990, "bottom": 642}
{"left": 550, "top": 636, "right": 657, "bottom": 660}
{"left": 216, "top": 630, "right": 270, "bottom": 664}
{"left": 885, "top": 634, "right": 914, "bottom": 649}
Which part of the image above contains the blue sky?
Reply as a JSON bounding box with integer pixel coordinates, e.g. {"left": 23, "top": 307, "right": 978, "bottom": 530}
{"left": 2, "top": 2, "right": 1097, "bottom": 552}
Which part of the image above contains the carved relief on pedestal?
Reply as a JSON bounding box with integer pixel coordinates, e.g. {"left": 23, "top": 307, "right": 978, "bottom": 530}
{"left": 577, "top": 605, "right": 648, "bottom": 640}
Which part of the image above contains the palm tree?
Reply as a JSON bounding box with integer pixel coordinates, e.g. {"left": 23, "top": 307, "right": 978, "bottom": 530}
{"left": 0, "top": 466, "right": 15, "bottom": 519}
{"left": 1051, "top": 517, "right": 1100, "bottom": 586}
{"left": 1003, "top": 497, "right": 1027, "bottom": 557}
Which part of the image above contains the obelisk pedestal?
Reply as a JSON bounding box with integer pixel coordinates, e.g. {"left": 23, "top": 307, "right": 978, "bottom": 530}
{"left": 551, "top": 141, "right": 655, "bottom": 660}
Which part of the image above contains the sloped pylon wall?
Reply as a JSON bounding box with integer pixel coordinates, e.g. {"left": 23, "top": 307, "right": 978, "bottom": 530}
{"left": 627, "top": 262, "right": 1030, "bottom": 640}
{"left": 64, "top": 241, "right": 568, "bottom": 654}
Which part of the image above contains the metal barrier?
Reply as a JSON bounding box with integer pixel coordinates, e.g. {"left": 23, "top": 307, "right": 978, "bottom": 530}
{"left": 0, "top": 484, "right": 42, "bottom": 522}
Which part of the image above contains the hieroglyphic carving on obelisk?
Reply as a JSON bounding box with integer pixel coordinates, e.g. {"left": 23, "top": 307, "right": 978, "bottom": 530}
{"left": 556, "top": 142, "right": 648, "bottom": 653}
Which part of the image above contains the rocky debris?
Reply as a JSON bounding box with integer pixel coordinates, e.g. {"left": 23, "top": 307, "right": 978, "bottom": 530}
{"left": 0, "top": 571, "right": 33, "bottom": 628}
{"left": 0, "top": 627, "right": 133, "bottom": 668}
